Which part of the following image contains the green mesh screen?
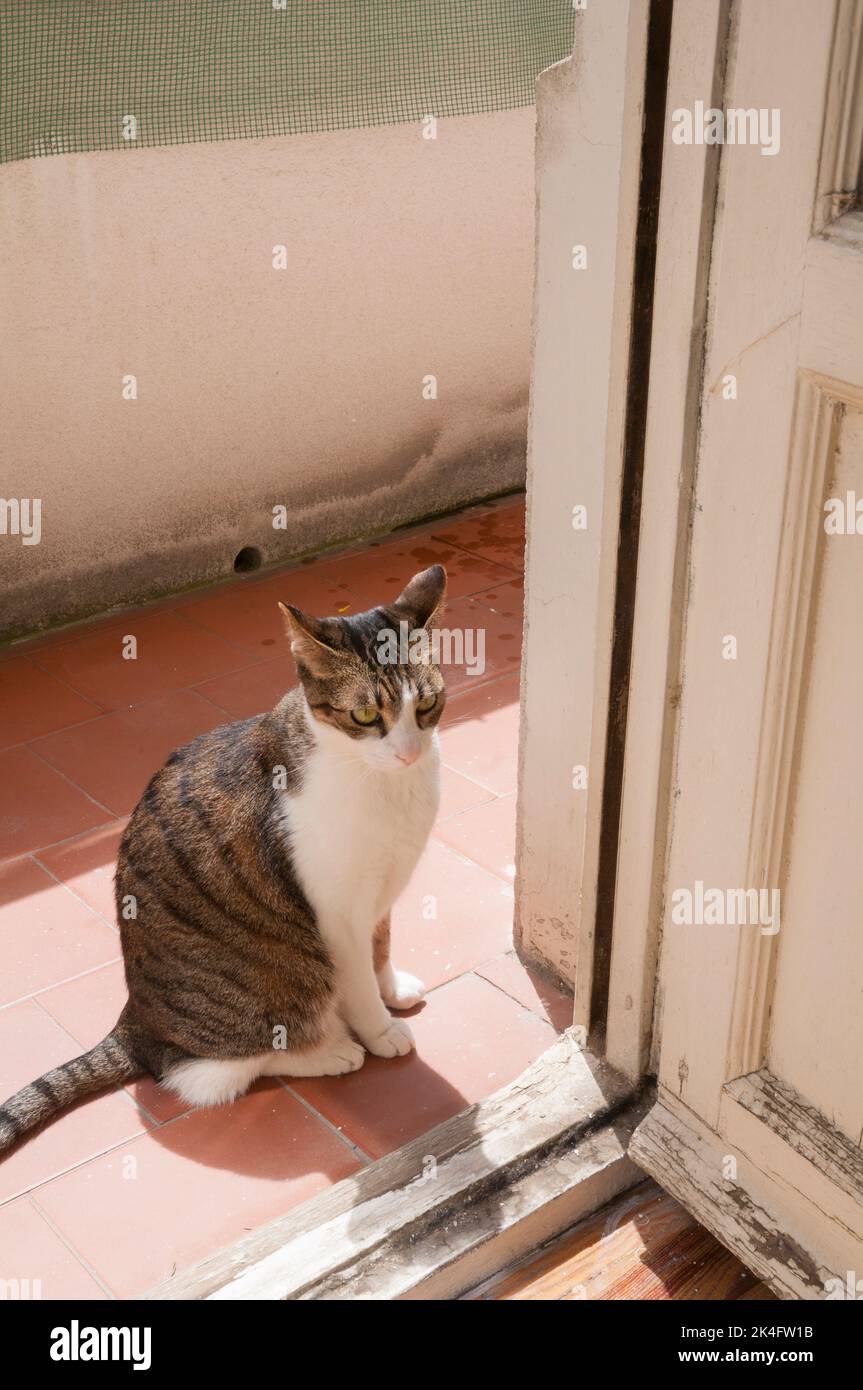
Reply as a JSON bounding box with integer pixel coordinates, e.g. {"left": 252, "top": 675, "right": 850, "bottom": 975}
{"left": 0, "top": 1, "right": 575, "bottom": 165}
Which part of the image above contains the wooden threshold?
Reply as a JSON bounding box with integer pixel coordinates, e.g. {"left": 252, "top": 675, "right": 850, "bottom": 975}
{"left": 146, "top": 1031, "right": 644, "bottom": 1301}
{"left": 464, "top": 1178, "right": 776, "bottom": 1300}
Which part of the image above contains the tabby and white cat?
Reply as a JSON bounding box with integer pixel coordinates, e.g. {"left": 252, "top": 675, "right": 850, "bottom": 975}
{"left": 0, "top": 564, "right": 447, "bottom": 1153}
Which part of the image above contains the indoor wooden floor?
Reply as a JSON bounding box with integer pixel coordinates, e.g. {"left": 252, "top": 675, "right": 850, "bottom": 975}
{"left": 464, "top": 1180, "right": 776, "bottom": 1300}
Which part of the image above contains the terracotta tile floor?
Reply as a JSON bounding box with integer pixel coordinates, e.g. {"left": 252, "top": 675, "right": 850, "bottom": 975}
{"left": 0, "top": 493, "right": 574, "bottom": 1299}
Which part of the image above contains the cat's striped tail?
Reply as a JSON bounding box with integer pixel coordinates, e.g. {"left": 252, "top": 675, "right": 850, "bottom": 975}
{"left": 0, "top": 1022, "right": 142, "bottom": 1157}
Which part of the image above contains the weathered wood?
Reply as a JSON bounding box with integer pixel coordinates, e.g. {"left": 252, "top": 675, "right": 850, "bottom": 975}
{"left": 720, "top": 1070, "right": 863, "bottom": 1265}
{"left": 464, "top": 1179, "right": 770, "bottom": 1301}
{"left": 630, "top": 1098, "right": 842, "bottom": 1300}
{"left": 336, "top": 1114, "right": 644, "bottom": 1301}
{"left": 725, "top": 1070, "right": 863, "bottom": 1208}
{"left": 146, "top": 1031, "right": 640, "bottom": 1300}
{"left": 738, "top": 1283, "right": 779, "bottom": 1301}
{"left": 813, "top": 0, "right": 863, "bottom": 229}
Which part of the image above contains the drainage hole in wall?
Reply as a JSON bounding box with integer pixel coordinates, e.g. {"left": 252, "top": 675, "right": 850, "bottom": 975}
{"left": 233, "top": 546, "right": 262, "bottom": 574}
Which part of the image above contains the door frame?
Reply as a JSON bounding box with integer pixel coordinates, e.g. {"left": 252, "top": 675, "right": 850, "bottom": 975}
{"left": 515, "top": 0, "right": 660, "bottom": 1046}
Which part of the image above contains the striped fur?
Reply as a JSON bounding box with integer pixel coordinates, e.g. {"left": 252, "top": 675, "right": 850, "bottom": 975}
{"left": 0, "top": 1014, "right": 139, "bottom": 1155}
{"left": 0, "top": 565, "right": 447, "bottom": 1157}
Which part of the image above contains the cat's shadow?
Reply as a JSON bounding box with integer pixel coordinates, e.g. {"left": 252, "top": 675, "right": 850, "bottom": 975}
{"left": 144, "top": 1006, "right": 472, "bottom": 1191}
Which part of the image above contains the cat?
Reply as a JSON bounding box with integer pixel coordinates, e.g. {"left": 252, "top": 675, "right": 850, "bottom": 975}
{"left": 0, "top": 564, "right": 447, "bottom": 1154}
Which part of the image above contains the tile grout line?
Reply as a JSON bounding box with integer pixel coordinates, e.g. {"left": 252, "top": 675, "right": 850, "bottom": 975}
{"left": 27, "top": 851, "right": 120, "bottom": 935}
{"left": 444, "top": 670, "right": 520, "bottom": 702}
{"left": 469, "top": 964, "right": 561, "bottom": 1034}
{"left": 428, "top": 538, "right": 523, "bottom": 577}
{"left": 435, "top": 791, "right": 499, "bottom": 825}
{"left": 0, "top": 1118, "right": 157, "bottom": 1213}
{"left": 14, "top": 655, "right": 107, "bottom": 713}
{"left": 429, "top": 827, "right": 516, "bottom": 891}
{"left": 277, "top": 1080, "right": 374, "bottom": 1167}
{"left": 2, "top": 957, "right": 124, "bottom": 1015}
{"left": 16, "top": 663, "right": 116, "bottom": 717}
{"left": 186, "top": 684, "right": 254, "bottom": 720}
{"left": 434, "top": 788, "right": 515, "bottom": 819}
{"left": 25, "top": 741, "right": 120, "bottom": 820}
{"left": 154, "top": 607, "right": 280, "bottom": 664}
{"left": 10, "top": 622, "right": 280, "bottom": 757}
{"left": 27, "top": 1192, "right": 118, "bottom": 1300}
{"left": 27, "top": 607, "right": 272, "bottom": 678}
{"left": 24, "top": 655, "right": 270, "bottom": 724}
{"left": 0, "top": 817, "right": 123, "bottom": 870}
{"left": 27, "top": 993, "right": 164, "bottom": 1130}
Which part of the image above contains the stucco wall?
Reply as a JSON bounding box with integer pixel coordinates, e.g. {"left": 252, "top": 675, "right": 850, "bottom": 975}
{"left": 0, "top": 108, "right": 534, "bottom": 639}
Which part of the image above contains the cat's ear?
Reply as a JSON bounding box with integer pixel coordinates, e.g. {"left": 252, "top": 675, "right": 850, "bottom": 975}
{"left": 278, "top": 603, "right": 346, "bottom": 677}
{"left": 391, "top": 565, "right": 447, "bottom": 630}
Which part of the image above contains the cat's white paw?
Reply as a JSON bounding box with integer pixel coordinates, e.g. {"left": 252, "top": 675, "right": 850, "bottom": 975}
{"left": 316, "top": 1040, "right": 366, "bottom": 1075}
{"left": 365, "top": 1019, "right": 415, "bottom": 1058}
{"left": 381, "top": 969, "right": 426, "bottom": 1010}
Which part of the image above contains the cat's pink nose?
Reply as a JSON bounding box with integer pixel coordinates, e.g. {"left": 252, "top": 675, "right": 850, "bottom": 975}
{"left": 396, "top": 749, "right": 420, "bottom": 766}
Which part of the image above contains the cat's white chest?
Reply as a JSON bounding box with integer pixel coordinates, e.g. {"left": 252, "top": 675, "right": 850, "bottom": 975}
{"left": 280, "top": 734, "right": 440, "bottom": 930}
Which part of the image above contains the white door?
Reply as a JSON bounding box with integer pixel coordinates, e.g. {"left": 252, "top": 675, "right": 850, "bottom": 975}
{"left": 628, "top": 0, "right": 863, "bottom": 1298}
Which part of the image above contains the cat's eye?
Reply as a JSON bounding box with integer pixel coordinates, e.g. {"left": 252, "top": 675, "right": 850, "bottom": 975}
{"left": 351, "top": 705, "right": 380, "bottom": 726}
{"left": 416, "top": 693, "right": 437, "bottom": 713}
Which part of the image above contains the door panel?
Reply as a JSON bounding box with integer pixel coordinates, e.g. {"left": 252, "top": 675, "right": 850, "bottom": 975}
{"left": 769, "top": 394, "right": 863, "bottom": 1145}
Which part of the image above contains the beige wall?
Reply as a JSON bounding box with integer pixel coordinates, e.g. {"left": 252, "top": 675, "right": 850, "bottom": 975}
{"left": 0, "top": 108, "right": 534, "bottom": 638}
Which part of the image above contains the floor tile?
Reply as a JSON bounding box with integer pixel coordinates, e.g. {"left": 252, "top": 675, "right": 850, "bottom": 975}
{"left": 437, "top": 765, "right": 497, "bottom": 822}
{"left": 327, "top": 537, "right": 518, "bottom": 613}
{"left": 0, "top": 857, "right": 119, "bottom": 1006}
{"left": 390, "top": 838, "right": 513, "bottom": 991}
{"left": 470, "top": 575, "right": 524, "bottom": 620}
{"left": 32, "top": 611, "right": 254, "bottom": 712}
{"left": 0, "top": 659, "right": 99, "bottom": 751}
{"left": 432, "top": 496, "right": 525, "bottom": 570}
{"left": 439, "top": 675, "right": 520, "bottom": 795}
{"left": 1, "top": 494, "right": 530, "bottom": 1280}
{"left": 4, "top": 610, "right": 133, "bottom": 658}
{"left": 0, "top": 747, "right": 110, "bottom": 860}
{"left": 38, "top": 963, "right": 188, "bottom": 1123}
{"left": 30, "top": 690, "right": 229, "bottom": 817}
{"left": 193, "top": 655, "right": 297, "bottom": 719}
{"left": 36, "top": 1086, "right": 360, "bottom": 1297}
{"left": 438, "top": 594, "right": 523, "bottom": 692}
{"left": 0, "top": 1197, "right": 107, "bottom": 1300}
{"left": 476, "top": 953, "right": 574, "bottom": 1033}
{"left": 434, "top": 792, "right": 517, "bottom": 883}
{"left": 0, "top": 1002, "right": 152, "bottom": 1205}
{"left": 177, "top": 568, "right": 353, "bottom": 655}
{"left": 35, "top": 820, "right": 127, "bottom": 925}
{"left": 291, "top": 972, "right": 554, "bottom": 1159}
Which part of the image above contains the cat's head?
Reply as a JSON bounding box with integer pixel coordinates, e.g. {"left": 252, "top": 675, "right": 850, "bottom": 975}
{"left": 279, "top": 565, "right": 447, "bottom": 773}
